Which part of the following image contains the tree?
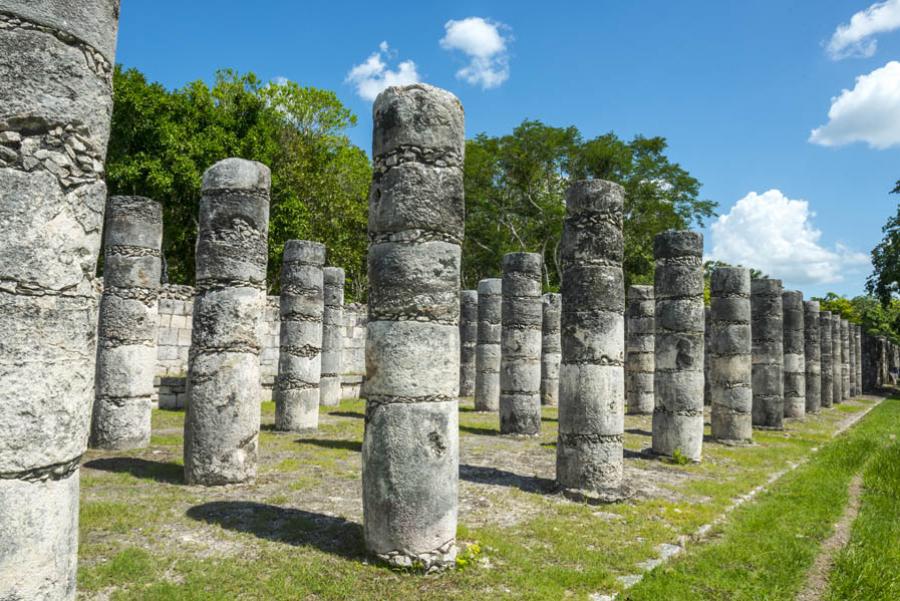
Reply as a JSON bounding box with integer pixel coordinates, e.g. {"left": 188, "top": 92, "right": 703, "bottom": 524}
{"left": 866, "top": 201, "right": 900, "bottom": 307}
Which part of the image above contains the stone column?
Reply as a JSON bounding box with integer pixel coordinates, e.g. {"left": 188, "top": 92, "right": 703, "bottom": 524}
{"left": 625, "top": 285, "right": 655, "bottom": 415}
{"left": 541, "top": 293, "right": 562, "bottom": 407}
{"left": 362, "top": 84, "right": 463, "bottom": 569}
{"left": 651, "top": 230, "right": 705, "bottom": 461}
{"left": 861, "top": 331, "right": 875, "bottom": 393}
{"left": 832, "top": 316, "right": 842, "bottom": 403}
{"left": 459, "top": 290, "right": 478, "bottom": 398}
{"left": 855, "top": 325, "right": 863, "bottom": 394}
{"left": 848, "top": 323, "right": 857, "bottom": 397}
{"left": 320, "top": 267, "right": 345, "bottom": 407}
{"left": 704, "top": 307, "right": 712, "bottom": 407}
{"left": 751, "top": 279, "right": 784, "bottom": 429}
{"left": 841, "top": 319, "right": 851, "bottom": 400}
{"left": 91, "top": 196, "right": 163, "bottom": 450}
{"left": 804, "top": 301, "right": 821, "bottom": 413}
{"left": 474, "top": 278, "right": 502, "bottom": 411}
{"left": 709, "top": 267, "right": 752, "bottom": 444}
{"left": 782, "top": 290, "right": 805, "bottom": 418}
{"left": 274, "top": 240, "right": 325, "bottom": 432}
{"left": 500, "top": 252, "right": 543, "bottom": 436}
{"left": 820, "top": 311, "right": 834, "bottom": 408}
{"left": 0, "top": 2, "right": 120, "bottom": 598}
{"left": 557, "top": 180, "right": 626, "bottom": 494}
{"left": 183, "top": 158, "right": 270, "bottom": 485}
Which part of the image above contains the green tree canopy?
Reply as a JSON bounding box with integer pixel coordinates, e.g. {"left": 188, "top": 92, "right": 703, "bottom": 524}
{"left": 106, "top": 67, "right": 371, "bottom": 297}
{"left": 814, "top": 293, "right": 900, "bottom": 343}
{"left": 866, "top": 201, "right": 900, "bottom": 308}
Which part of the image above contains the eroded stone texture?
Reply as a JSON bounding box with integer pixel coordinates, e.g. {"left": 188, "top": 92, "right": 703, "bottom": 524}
{"left": 320, "top": 267, "right": 345, "bottom": 406}
{"left": 0, "top": 2, "right": 120, "bottom": 598}
{"left": 841, "top": 319, "right": 850, "bottom": 401}
{"left": 626, "top": 285, "right": 655, "bottom": 415}
{"left": 541, "top": 293, "right": 562, "bottom": 407}
{"left": 832, "top": 316, "right": 842, "bottom": 403}
{"left": 362, "top": 84, "right": 463, "bottom": 570}
{"left": 855, "top": 325, "right": 863, "bottom": 395}
{"left": 90, "top": 196, "right": 162, "bottom": 450}
{"left": 651, "top": 230, "right": 705, "bottom": 461}
{"left": 500, "top": 252, "right": 543, "bottom": 436}
{"left": 848, "top": 322, "right": 857, "bottom": 397}
{"left": 274, "top": 240, "right": 325, "bottom": 432}
{"left": 782, "top": 290, "right": 805, "bottom": 419}
{"left": 459, "top": 290, "right": 478, "bottom": 398}
{"left": 557, "top": 180, "right": 626, "bottom": 493}
{"left": 751, "top": 279, "right": 784, "bottom": 429}
{"left": 709, "top": 267, "right": 752, "bottom": 444}
{"left": 804, "top": 301, "right": 821, "bottom": 413}
{"left": 704, "top": 307, "right": 711, "bottom": 407}
{"left": 474, "top": 278, "right": 502, "bottom": 411}
{"left": 820, "top": 311, "right": 834, "bottom": 409}
{"left": 183, "top": 158, "right": 270, "bottom": 486}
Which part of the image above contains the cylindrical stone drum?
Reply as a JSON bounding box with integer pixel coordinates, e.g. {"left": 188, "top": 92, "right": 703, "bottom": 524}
{"left": 855, "top": 325, "right": 863, "bottom": 395}
{"left": 540, "top": 293, "right": 562, "bottom": 407}
{"left": 651, "top": 230, "right": 705, "bottom": 462}
{"left": 460, "top": 290, "right": 478, "bottom": 398}
{"left": 704, "top": 307, "right": 711, "bottom": 407}
{"left": 820, "top": 311, "right": 834, "bottom": 409}
{"left": 557, "top": 180, "right": 626, "bottom": 492}
{"left": 500, "top": 252, "right": 543, "bottom": 436}
{"left": 274, "top": 240, "right": 325, "bottom": 432}
{"left": 832, "top": 315, "right": 842, "bottom": 403}
{"left": 751, "top": 278, "right": 784, "bottom": 429}
{"left": 320, "top": 267, "right": 345, "bottom": 406}
{"left": 626, "top": 285, "right": 655, "bottom": 415}
{"left": 804, "top": 301, "right": 821, "bottom": 413}
{"left": 362, "top": 84, "right": 463, "bottom": 569}
{"left": 709, "top": 267, "right": 752, "bottom": 443}
{"left": 841, "top": 319, "right": 850, "bottom": 400}
{"left": 474, "top": 278, "right": 502, "bottom": 411}
{"left": 184, "top": 158, "right": 270, "bottom": 486}
{"left": 848, "top": 321, "right": 857, "bottom": 397}
{"left": 782, "top": 290, "right": 805, "bottom": 418}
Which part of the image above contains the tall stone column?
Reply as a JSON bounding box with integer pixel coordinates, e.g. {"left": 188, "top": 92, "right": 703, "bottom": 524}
{"left": 820, "top": 311, "right": 834, "bottom": 408}
{"left": 91, "top": 196, "right": 163, "bottom": 450}
{"left": 704, "top": 307, "right": 712, "bottom": 406}
{"left": 751, "top": 279, "right": 784, "bottom": 429}
{"left": 861, "top": 331, "right": 875, "bottom": 393}
{"left": 709, "top": 267, "right": 752, "bottom": 444}
{"left": 362, "top": 84, "right": 463, "bottom": 569}
{"left": 841, "top": 319, "right": 851, "bottom": 400}
{"left": 474, "top": 278, "right": 502, "bottom": 411}
{"left": 832, "top": 316, "right": 842, "bottom": 403}
{"left": 651, "top": 230, "right": 705, "bottom": 461}
{"left": 625, "top": 285, "right": 655, "bottom": 415}
{"left": 804, "top": 301, "right": 821, "bottom": 413}
{"left": 557, "top": 180, "right": 626, "bottom": 494}
{"left": 459, "top": 290, "right": 478, "bottom": 398}
{"left": 320, "top": 267, "right": 345, "bottom": 406}
{"left": 274, "top": 240, "right": 325, "bottom": 432}
{"left": 848, "top": 323, "right": 857, "bottom": 397}
{"left": 855, "top": 325, "right": 863, "bottom": 394}
{"left": 0, "top": 2, "right": 120, "bottom": 598}
{"left": 183, "top": 158, "right": 270, "bottom": 485}
{"left": 541, "top": 293, "right": 562, "bottom": 407}
{"left": 782, "top": 290, "right": 805, "bottom": 418}
{"left": 500, "top": 252, "right": 543, "bottom": 435}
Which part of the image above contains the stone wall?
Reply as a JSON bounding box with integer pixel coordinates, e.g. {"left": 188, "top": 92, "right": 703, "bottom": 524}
{"left": 152, "top": 284, "right": 367, "bottom": 408}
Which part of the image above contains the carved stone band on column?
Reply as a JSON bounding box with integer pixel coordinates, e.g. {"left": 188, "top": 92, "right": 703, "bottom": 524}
{"left": 782, "top": 290, "right": 805, "bottom": 419}
{"left": 474, "top": 278, "right": 502, "bottom": 411}
{"left": 320, "top": 266, "right": 345, "bottom": 407}
{"left": 751, "top": 278, "right": 784, "bottom": 430}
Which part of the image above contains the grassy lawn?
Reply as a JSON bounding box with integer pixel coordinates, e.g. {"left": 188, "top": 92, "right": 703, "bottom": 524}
{"left": 77, "top": 395, "right": 886, "bottom": 600}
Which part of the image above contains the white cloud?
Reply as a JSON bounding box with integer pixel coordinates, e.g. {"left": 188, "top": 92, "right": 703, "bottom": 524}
{"left": 709, "top": 190, "right": 870, "bottom": 286}
{"left": 827, "top": 0, "right": 900, "bottom": 60}
{"left": 345, "top": 42, "right": 421, "bottom": 101}
{"left": 809, "top": 61, "right": 900, "bottom": 149}
{"left": 440, "top": 17, "right": 511, "bottom": 89}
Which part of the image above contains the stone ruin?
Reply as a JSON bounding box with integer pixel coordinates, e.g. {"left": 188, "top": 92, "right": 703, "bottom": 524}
{"left": 782, "top": 290, "right": 806, "bottom": 419}
{"left": 751, "top": 279, "right": 785, "bottom": 429}
{"left": 459, "top": 289, "right": 479, "bottom": 397}
{"left": 541, "top": 292, "right": 562, "bottom": 407}
{"left": 474, "top": 278, "right": 502, "bottom": 411}
{"left": 625, "top": 285, "right": 655, "bottom": 415}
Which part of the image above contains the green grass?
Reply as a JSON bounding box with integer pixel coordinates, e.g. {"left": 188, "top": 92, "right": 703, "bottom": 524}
{"left": 624, "top": 397, "right": 900, "bottom": 601}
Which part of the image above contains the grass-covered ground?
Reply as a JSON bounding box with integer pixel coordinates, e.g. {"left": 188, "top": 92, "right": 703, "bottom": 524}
{"left": 76, "top": 395, "right": 891, "bottom": 600}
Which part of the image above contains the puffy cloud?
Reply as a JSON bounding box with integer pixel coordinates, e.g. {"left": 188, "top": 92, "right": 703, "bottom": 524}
{"left": 440, "top": 17, "right": 511, "bottom": 89}
{"left": 827, "top": 0, "right": 900, "bottom": 60}
{"left": 345, "top": 42, "right": 420, "bottom": 101}
{"left": 809, "top": 61, "right": 900, "bottom": 149}
{"left": 709, "top": 190, "right": 869, "bottom": 286}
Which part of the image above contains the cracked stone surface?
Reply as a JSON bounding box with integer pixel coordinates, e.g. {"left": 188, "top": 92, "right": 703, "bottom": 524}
{"left": 460, "top": 289, "right": 478, "bottom": 398}
{"left": 820, "top": 311, "right": 834, "bottom": 409}
{"left": 474, "top": 278, "right": 502, "bottom": 412}
{"left": 782, "top": 290, "right": 806, "bottom": 418}
{"left": 321, "top": 267, "right": 345, "bottom": 407}
{"left": 626, "top": 285, "right": 655, "bottom": 416}
{"left": 751, "top": 278, "right": 785, "bottom": 429}
{"left": 804, "top": 301, "right": 821, "bottom": 413}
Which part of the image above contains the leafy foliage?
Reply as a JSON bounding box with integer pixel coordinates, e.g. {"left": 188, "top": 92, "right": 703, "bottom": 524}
{"left": 866, "top": 202, "right": 900, "bottom": 308}
{"left": 814, "top": 293, "right": 900, "bottom": 342}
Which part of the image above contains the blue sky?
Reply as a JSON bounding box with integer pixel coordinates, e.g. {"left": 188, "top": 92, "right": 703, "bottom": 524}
{"left": 116, "top": 0, "right": 900, "bottom": 298}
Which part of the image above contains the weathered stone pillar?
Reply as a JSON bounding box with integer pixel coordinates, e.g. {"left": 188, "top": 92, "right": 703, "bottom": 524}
{"left": 625, "top": 285, "right": 655, "bottom": 415}
{"left": 91, "top": 196, "right": 163, "bottom": 450}
{"left": 557, "top": 180, "right": 626, "bottom": 494}
{"left": 184, "top": 158, "right": 270, "bottom": 485}
{"left": 500, "top": 252, "right": 543, "bottom": 435}
{"left": 0, "top": 2, "right": 120, "bottom": 598}
{"left": 782, "top": 290, "right": 805, "bottom": 418}
{"left": 804, "top": 301, "right": 821, "bottom": 413}
{"left": 704, "top": 307, "right": 712, "bottom": 407}
{"left": 362, "top": 84, "right": 463, "bottom": 569}
{"left": 709, "top": 267, "right": 752, "bottom": 444}
{"left": 820, "top": 311, "right": 834, "bottom": 408}
{"left": 841, "top": 319, "right": 851, "bottom": 400}
{"left": 651, "top": 230, "right": 705, "bottom": 461}
{"left": 848, "top": 323, "right": 857, "bottom": 397}
{"left": 855, "top": 325, "right": 863, "bottom": 394}
{"left": 832, "top": 316, "right": 842, "bottom": 403}
{"left": 274, "top": 240, "right": 325, "bottom": 432}
{"left": 541, "top": 293, "right": 562, "bottom": 407}
{"left": 474, "top": 278, "right": 502, "bottom": 411}
{"left": 320, "top": 267, "right": 345, "bottom": 407}
{"left": 751, "top": 279, "right": 784, "bottom": 429}
{"left": 861, "top": 331, "right": 875, "bottom": 392}
{"left": 459, "top": 290, "right": 478, "bottom": 398}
